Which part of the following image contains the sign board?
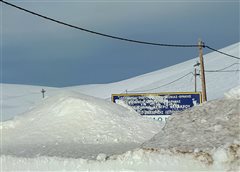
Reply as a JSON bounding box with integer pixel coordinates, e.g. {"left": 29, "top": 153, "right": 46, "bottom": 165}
{"left": 112, "top": 92, "right": 202, "bottom": 122}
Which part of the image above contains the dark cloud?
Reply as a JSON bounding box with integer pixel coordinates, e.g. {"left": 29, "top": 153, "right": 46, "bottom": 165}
{"left": 2, "top": 1, "right": 239, "bottom": 87}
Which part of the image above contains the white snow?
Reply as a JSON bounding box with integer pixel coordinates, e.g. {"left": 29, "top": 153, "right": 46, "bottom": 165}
{"left": 1, "top": 42, "right": 239, "bottom": 171}
{"left": 141, "top": 97, "right": 240, "bottom": 171}
{"left": 1, "top": 84, "right": 59, "bottom": 121}
{"left": 1, "top": 91, "right": 163, "bottom": 159}
{"left": 3, "top": 96, "right": 238, "bottom": 171}
{"left": 142, "top": 98, "right": 239, "bottom": 151}
{"left": 0, "top": 149, "right": 212, "bottom": 171}
{"left": 225, "top": 85, "right": 240, "bottom": 99}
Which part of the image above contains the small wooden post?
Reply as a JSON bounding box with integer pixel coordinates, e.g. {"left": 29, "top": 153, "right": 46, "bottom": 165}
{"left": 41, "top": 88, "right": 46, "bottom": 98}
{"left": 198, "top": 40, "right": 207, "bottom": 102}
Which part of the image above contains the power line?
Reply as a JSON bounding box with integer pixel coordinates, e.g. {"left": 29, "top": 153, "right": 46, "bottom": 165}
{"left": 205, "top": 63, "right": 240, "bottom": 72}
{"left": 127, "top": 72, "right": 193, "bottom": 93}
{"left": 124, "top": 62, "right": 239, "bottom": 93}
{"left": 1, "top": 0, "right": 239, "bottom": 60}
{"left": 0, "top": 0, "right": 198, "bottom": 48}
{"left": 205, "top": 46, "right": 240, "bottom": 60}
{"left": 205, "top": 70, "right": 240, "bottom": 73}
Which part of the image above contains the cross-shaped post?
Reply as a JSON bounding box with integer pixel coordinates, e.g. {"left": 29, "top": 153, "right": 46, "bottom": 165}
{"left": 41, "top": 88, "right": 46, "bottom": 98}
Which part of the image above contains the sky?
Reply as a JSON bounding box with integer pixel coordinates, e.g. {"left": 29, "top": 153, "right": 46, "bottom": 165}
{"left": 1, "top": 0, "right": 239, "bottom": 87}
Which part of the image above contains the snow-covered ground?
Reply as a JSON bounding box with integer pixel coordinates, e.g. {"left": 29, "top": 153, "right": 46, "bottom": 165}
{"left": 1, "top": 87, "right": 239, "bottom": 171}
{"left": 1, "top": 42, "right": 239, "bottom": 171}
{"left": 1, "top": 84, "right": 59, "bottom": 121}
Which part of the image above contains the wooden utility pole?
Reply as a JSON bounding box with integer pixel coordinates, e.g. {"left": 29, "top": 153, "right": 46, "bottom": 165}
{"left": 198, "top": 40, "right": 207, "bottom": 102}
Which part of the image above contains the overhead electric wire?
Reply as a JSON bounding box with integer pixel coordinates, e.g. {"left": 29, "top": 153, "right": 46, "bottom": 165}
{"left": 205, "top": 62, "right": 240, "bottom": 72}
{"left": 127, "top": 72, "right": 193, "bottom": 93}
{"left": 1, "top": 0, "right": 239, "bottom": 60}
{"left": 0, "top": 0, "right": 199, "bottom": 48}
{"left": 205, "top": 46, "right": 240, "bottom": 60}
{"left": 205, "top": 70, "right": 240, "bottom": 73}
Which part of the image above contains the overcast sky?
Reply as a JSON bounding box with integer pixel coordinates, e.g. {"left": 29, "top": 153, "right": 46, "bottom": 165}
{"left": 1, "top": 0, "right": 239, "bottom": 87}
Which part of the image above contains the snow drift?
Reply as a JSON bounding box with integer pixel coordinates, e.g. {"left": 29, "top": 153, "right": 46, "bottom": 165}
{"left": 1, "top": 91, "right": 162, "bottom": 159}
{"left": 141, "top": 95, "right": 240, "bottom": 171}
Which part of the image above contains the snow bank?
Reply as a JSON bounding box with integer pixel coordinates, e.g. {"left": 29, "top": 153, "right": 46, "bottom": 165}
{"left": 142, "top": 98, "right": 240, "bottom": 170}
{"left": 2, "top": 147, "right": 237, "bottom": 171}
{"left": 0, "top": 149, "right": 210, "bottom": 171}
{"left": 1, "top": 91, "right": 162, "bottom": 158}
{"left": 2, "top": 96, "right": 239, "bottom": 171}
{"left": 225, "top": 85, "right": 240, "bottom": 100}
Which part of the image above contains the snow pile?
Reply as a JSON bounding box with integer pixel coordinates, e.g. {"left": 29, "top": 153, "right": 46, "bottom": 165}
{"left": 2, "top": 92, "right": 239, "bottom": 171}
{"left": 141, "top": 97, "right": 240, "bottom": 170}
{"left": 1, "top": 91, "right": 162, "bottom": 159}
{"left": 225, "top": 85, "right": 240, "bottom": 100}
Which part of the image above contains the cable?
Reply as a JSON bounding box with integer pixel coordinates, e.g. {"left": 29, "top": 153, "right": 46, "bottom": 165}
{"left": 0, "top": 0, "right": 198, "bottom": 48}
{"left": 206, "top": 46, "right": 240, "bottom": 60}
{"left": 2, "top": 0, "right": 239, "bottom": 62}
{"left": 205, "top": 62, "right": 240, "bottom": 72}
{"left": 127, "top": 72, "right": 193, "bottom": 93}
{"left": 214, "top": 62, "right": 239, "bottom": 71}
{"left": 205, "top": 70, "right": 240, "bottom": 73}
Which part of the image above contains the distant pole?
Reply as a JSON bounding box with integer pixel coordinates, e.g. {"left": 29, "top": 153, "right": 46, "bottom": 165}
{"left": 41, "top": 88, "right": 46, "bottom": 98}
{"left": 194, "top": 68, "right": 197, "bottom": 92}
{"left": 193, "top": 61, "right": 200, "bottom": 92}
{"left": 198, "top": 40, "right": 207, "bottom": 102}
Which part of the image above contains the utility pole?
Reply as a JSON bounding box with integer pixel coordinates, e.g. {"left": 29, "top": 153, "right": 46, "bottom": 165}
{"left": 194, "top": 61, "right": 200, "bottom": 92}
{"left": 194, "top": 68, "right": 197, "bottom": 92}
{"left": 198, "top": 40, "right": 207, "bottom": 102}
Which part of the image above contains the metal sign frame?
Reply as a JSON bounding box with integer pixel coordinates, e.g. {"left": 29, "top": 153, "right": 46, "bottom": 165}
{"left": 112, "top": 92, "right": 202, "bottom": 120}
